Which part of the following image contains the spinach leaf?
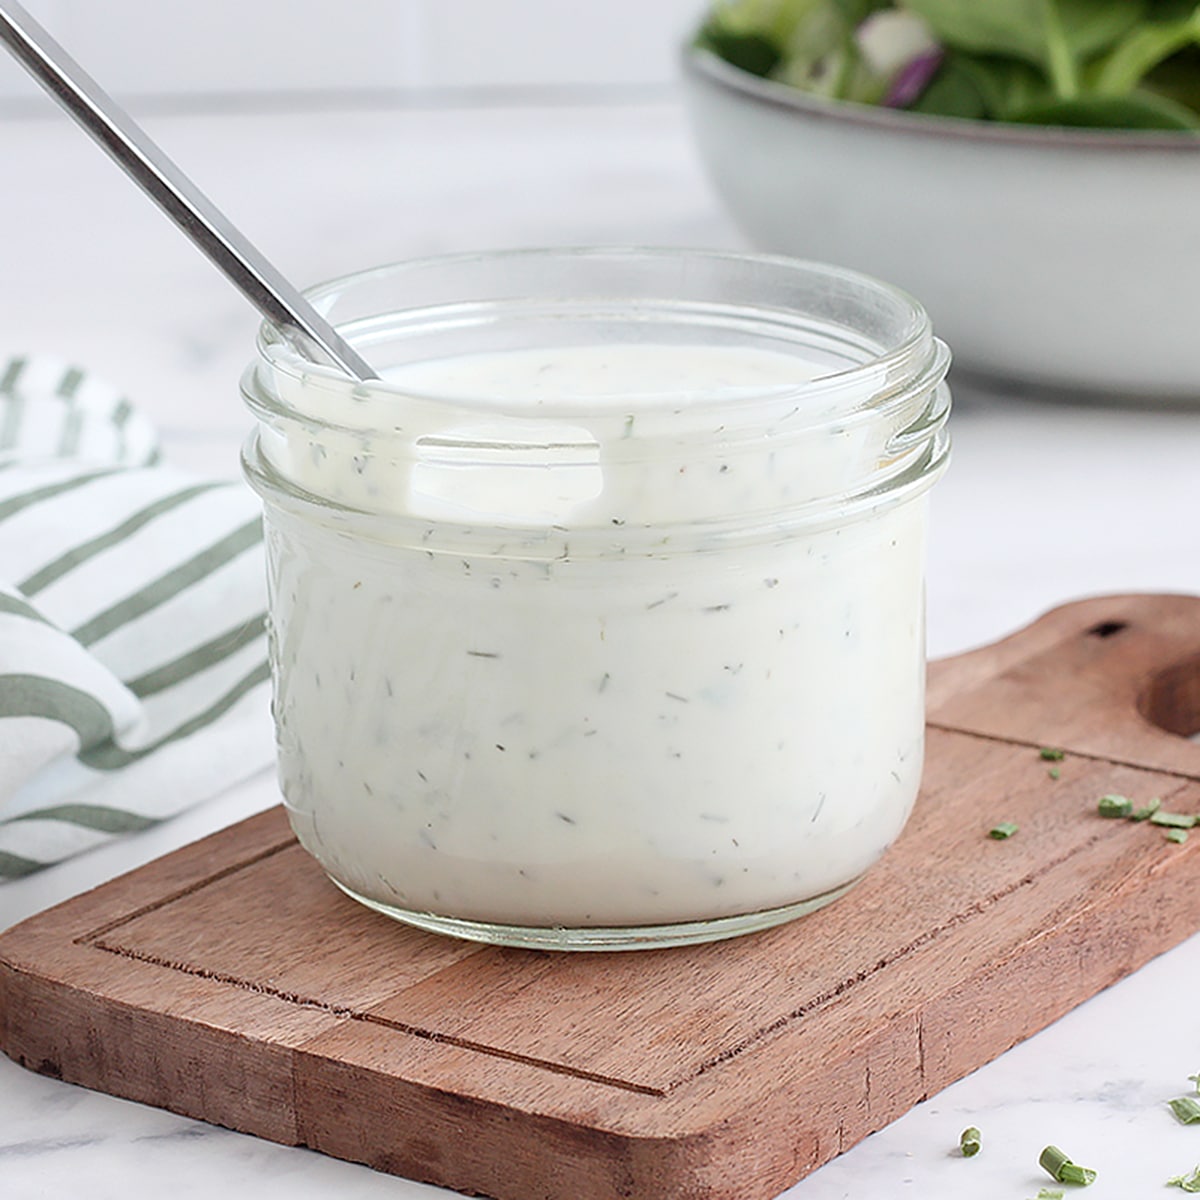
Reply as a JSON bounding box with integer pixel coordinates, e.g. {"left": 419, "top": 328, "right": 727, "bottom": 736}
{"left": 723, "top": 0, "right": 832, "bottom": 45}
{"left": 1092, "top": 6, "right": 1200, "bottom": 93}
{"left": 904, "top": 0, "right": 1145, "bottom": 96}
{"left": 698, "top": 0, "right": 852, "bottom": 79}
{"left": 952, "top": 53, "right": 1053, "bottom": 118}
{"left": 771, "top": 6, "right": 877, "bottom": 101}
{"left": 1010, "top": 88, "right": 1200, "bottom": 127}
{"left": 909, "top": 52, "right": 1051, "bottom": 120}
{"left": 903, "top": 0, "right": 1144, "bottom": 64}
{"left": 827, "top": 0, "right": 890, "bottom": 23}
{"left": 697, "top": 24, "right": 785, "bottom": 76}
{"left": 1143, "top": 45, "right": 1200, "bottom": 110}
{"left": 907, "top": 57, "right": 989, "bottom": 118}
{"left": 1145, "top": 0, "right": 1199, "bottom": 20}
{"left": 1032, "top": 0, "right": 1147, "bottom": 57}
{"left": 695, "top": 0, "right": 1200, "bottom": 129}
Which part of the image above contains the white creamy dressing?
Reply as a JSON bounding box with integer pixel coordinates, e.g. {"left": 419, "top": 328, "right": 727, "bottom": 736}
{"left": 264, "top": 342, "right": 927, "bottom": 928}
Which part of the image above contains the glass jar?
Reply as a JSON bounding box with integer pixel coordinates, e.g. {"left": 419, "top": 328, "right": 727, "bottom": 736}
{"left": 242, "top": 248, "right": 950, "bottom": 950}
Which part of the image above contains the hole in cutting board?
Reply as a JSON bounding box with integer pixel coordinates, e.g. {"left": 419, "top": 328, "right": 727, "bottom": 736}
{"left": 1139, "top": 651, "right": 1200, "bottom": 740}
{"left": 1088, "top": 620, "right": 1128, "bottom": 638}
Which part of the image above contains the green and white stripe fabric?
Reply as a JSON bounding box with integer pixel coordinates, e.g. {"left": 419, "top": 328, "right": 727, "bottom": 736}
{"left": 0, "top": 355, "right": 272, "bottom": 879}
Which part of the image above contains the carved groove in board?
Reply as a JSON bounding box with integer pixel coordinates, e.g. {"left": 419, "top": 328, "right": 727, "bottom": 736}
{"left": 684, "top": 829, "right": 1097, "bottom": 1084}
{"left": 927, "top": 721, "right": 1200, "bottom": 783}
{"left": 74, "top": 837, "right": 297, "bottom": 944}
{"left": 4, "top": 597, "right": 1200, "bottom": 1200}
{"left": 538, "top": 806, "right": 1175, "bottom": 1089}
{"left": 81, "top": 797, "right": 1171, "bottom": 1097}
{"left": 87, "top": 935, "right": 668, "bottom": 1097}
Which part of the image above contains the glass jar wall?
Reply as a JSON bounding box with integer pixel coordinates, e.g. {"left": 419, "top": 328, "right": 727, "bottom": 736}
{"left": 242, "top": 248, "right": 951, "bottom": 949}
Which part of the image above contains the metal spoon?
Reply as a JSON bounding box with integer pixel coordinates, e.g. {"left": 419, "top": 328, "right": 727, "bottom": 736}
{"left": 0, "top": 1, "right": 378, "bottom": 381}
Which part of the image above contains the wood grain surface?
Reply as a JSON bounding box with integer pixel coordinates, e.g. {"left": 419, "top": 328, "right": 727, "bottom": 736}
{"left": 3, "top": 593, "right": 1200, "bottom": 1200}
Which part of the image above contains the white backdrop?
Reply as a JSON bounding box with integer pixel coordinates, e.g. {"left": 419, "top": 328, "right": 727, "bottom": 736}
{"left": 0, "top": 0, "right": 704, "bottom": 101}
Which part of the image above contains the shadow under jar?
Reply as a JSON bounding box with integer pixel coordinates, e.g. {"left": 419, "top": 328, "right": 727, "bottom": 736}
{"left": 242, "top": 248, "right": 951, "bottom": 950}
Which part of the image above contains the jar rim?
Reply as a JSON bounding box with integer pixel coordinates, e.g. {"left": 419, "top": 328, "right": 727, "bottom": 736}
{"left": 244, "top": 247, "right": 950, "bottom": 550}
{"left": 255, "top": 246, "right": 934, "bottom": 420}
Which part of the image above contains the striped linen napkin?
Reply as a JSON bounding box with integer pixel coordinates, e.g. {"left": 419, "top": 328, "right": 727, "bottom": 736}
{"left": 0, "top": 354, "right": 272, "bottom": 879}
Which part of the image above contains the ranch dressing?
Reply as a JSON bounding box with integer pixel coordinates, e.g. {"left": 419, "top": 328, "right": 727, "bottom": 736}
{"left": 242, "top": 249, "right": 951, "bottom": 947}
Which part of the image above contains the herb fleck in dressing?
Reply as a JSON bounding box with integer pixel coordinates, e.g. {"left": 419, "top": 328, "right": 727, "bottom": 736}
{"left": 262, "top": 342, "right": 931, "bottom": 929}
{"left": 244, "top": 252, "right": 950, "bottom": 945}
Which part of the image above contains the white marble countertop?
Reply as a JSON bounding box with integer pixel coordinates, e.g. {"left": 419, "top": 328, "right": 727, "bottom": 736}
{"left": 2, "top": 95, "right": 1200, "bottom": 1199}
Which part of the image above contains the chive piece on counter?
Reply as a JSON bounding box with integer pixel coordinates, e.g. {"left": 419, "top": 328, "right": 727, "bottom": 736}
{"left": 1170, "top": 1097, "right": 1200, "bottom": 1124}
{"left": 1039, "top": 1145, "right": 1097, "bottom": 1186}
{"left": 1097, "top": 794, "right": 1133, "bottom": 818}
{"left": 989, "top": 822, "right": 1019, "bottom": 840}
{"left": 1167, "top": 829, "right": 1190, "bottom": 845}
{"left": 1150, "top": 811, "right": 1197, "bottom": 829}
{"left": 1048, "top": 767, "right": 1062, "bottom": 780}
{"left": 1168, "top": 1165, "right": 1200, "bottom": 1192}
{"left": 1130, "top": 797, "right": 1162, "bottom": 822}
{"left": 960, "top": 1126, "right": 981, "bottom": 1157}
{"left": 1040, "top": 747, "right": 1066, "bottom": 761}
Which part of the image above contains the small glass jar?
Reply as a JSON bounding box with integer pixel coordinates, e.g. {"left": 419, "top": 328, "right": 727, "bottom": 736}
{"left": 242, "top": 248, "right": 950, "bottom": 950}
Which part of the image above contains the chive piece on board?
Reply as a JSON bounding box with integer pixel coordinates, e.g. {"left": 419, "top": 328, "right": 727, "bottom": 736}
{"left": 1188, "top": 1072, "right": 1200, "bottom": 1094}
{"left": 1150, "top": 811, "right": 1197, "bottom": 829}
{"left": 1167, "top": 829, "right": 1189, "bottom": 845}
{"left": 1130, "top": 797, "right": 1162, "bottom": 821}
{"left": 1170, "top": 1097, "right": 1200, "bottom": 1124}
{"left": 1040, "top": 747, "right": 1065, "bottom": 761}
{"left": 1048, "top": 767, "right": 1062, "bottom": 780}
{"left": 1039, "top": 1145, "right": 1097, "bottom": 1186}
{"left": 1097, "top": 794, "right": 1133, "bottom": 818}
{"left": 1036, "top": 1190, "right": 1066, "bottom": 1200}
{"left": 989, "top": 822, "right": 1019, "bottom": 840}
{"left": 1167, "top": 1164, "right": 1200, "bottom": 1192}
{"left": 960, "top": 1126, "right": 981, "bottom": 1157}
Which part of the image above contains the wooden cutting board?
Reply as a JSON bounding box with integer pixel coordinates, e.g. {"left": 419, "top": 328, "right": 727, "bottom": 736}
{"left": 4, "top": 593, "right": 1200, "bottom": 1200}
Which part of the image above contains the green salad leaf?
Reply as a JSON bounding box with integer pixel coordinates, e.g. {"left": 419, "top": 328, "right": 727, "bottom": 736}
{"left": 696, "top": 0, "right": 1200, "bottom": 129}
{"left": 1093, "top": 7, "right": 1200, "bottom": 92}
{"left": 910, "top": 52, "right": 1053, "bottom": 119}
{"left": 904, "top": 0, "right": 1143, "bottom": 96}
{"left": 1144, "top": 45, "right": 1200, "bottom": 111}
{"left": 701, "top": 27, "right": 786, "bottom": 75}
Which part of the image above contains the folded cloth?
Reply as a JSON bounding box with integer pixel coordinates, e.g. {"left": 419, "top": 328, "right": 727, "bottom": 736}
{"left": 0, "top": 354, "right": 272, "bottom": 879}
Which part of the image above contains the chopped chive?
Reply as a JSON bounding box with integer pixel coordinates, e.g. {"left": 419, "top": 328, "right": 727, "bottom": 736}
{"left": 1167, "top": 829, "right": 1189, "bottom": 845}
{"left": 1040, "top": 747, "right": 1066, "bottom": 761}
{"left": 1039, "top": 1145, "right": 1096, "bottom": 1186}
{"left": 1048, "top": 767, "right": 1062, "bottom": 780}
{"left": 1168, "top": 1165, "right": 1200, "bottom": 1192}
{"left": 1035, "top": 1191, "right": 1066, "bottom": 1200}
{"left": 1171, "top": 1097, "right": 1200, "bottom": 1124}
{"left": 1130, "top": 797, "right": 1162, "bottom": 822}
{"left": 1188, "top": 1072, "right": 1200, "bottom": 1094}
{"left": 1150, "top": 811, "right": 1197, "bottom": 829}
{"left": 959, "top": 1126, "right": 981, "bottom": 1157}
{"left": 1097, "top": 794, "right": 1133, "bottom": 818}
{"left": 1059, "top": 1163, "right": 1096, "bottom": 1186}
{"left": 989, "top": 821, "right": 1019, "bottom": 840}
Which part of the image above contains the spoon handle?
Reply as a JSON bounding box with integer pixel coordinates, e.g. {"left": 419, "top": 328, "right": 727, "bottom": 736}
{"left": 0, "top": 1, "right": 378, "bottom": 381}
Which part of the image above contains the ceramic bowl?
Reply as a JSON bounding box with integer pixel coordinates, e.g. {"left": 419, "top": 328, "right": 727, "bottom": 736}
{"left": 683, "top": 47, "right": 1200, "bottom": 402}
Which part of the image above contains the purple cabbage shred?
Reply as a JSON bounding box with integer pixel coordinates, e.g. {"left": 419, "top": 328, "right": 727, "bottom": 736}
{"left": 884, "top": 46, "right": 944, "bottom": 108}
